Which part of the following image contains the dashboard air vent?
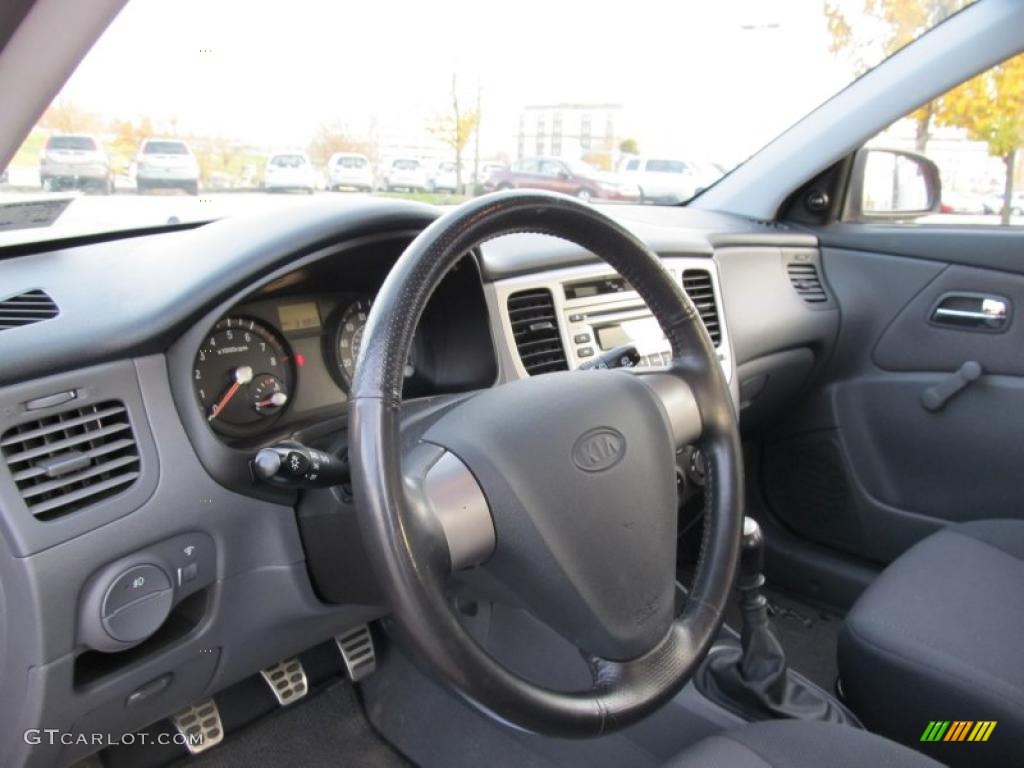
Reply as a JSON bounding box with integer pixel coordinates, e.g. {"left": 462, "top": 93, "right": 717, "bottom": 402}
{"left": 506, "top": 289, "right": 568, "bottom": 375}
{"left": 1, "top": 401, "right": 140, "bottom": 520}
{"left": 0, "top": 289, "right": 59, "bottom": 330}
{"left": 786, "top": 263, "right": 828, "bottom": 303}
{"left": 682, "top": 270, "right": 722, "bottom": 347}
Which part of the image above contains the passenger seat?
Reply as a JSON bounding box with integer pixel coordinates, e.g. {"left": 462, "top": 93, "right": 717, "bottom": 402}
{"left": 837, "top": 519, "right": 1024, "bottom": 767}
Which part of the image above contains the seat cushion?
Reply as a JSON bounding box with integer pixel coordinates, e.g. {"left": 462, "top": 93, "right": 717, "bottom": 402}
{"left": 838, "top": 519, "right": 1024, "bottom": 767}
{"left": 665, "top": 720, "right": 941, "bottom": 768}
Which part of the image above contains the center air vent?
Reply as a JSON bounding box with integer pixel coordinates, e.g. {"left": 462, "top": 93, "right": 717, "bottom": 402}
{"left": 1, "top": 401, "right": 140, "bottom": 520}
{"left": 506, "top": 289, "right": 568, "bottom": 375}
{"left": 682, "top": 270, "right": 722, "bottom": 346}
{"left": 0, "top": 289, "right": 59, "bottom": 330}
{"left": 786, "top": 262, "right": 828, "bottom": 303}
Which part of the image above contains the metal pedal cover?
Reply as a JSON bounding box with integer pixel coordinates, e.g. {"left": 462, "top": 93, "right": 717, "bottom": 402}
{"left": 335, "top": 624, "right": 376, "bottom": 682}
{"left": 171, "top": 698, "right": 224, "bottom": 755}
{"left": 260, "top": 657, "right": 309, "bottom": 705}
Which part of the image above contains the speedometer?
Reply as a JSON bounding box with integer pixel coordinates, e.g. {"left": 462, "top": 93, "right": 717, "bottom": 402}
{"left": 331, "top": 298, "right": 371, "bottom": 389}
{"left": 193, "top": 316, "right": 294, "bottom": 436}
{"left": 328, "top": 297, "right": 416, "bottom": 390}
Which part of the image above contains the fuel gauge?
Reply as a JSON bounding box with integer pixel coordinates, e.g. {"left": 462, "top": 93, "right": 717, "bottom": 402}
{"left": 250, "top": 374, "right": 289, "bottom": 415}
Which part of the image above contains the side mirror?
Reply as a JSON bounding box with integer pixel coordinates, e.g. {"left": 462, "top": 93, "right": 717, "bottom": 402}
{"left": 845, "top": 148, "right": 942, "bottom": 222}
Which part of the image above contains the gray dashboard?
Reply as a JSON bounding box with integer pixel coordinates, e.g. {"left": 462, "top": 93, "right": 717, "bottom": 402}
{"left": 0, "top": 197, "right": 836, "bottom": 767}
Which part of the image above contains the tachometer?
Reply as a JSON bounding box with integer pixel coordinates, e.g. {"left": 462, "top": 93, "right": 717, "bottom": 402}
{"left": 193, "top": 316, "right": 294, "bottom": 436}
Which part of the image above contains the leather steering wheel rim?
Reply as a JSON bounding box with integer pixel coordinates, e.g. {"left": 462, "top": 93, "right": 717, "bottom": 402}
{"left": 349, "top": 190, "right": 743, "bottom": 737}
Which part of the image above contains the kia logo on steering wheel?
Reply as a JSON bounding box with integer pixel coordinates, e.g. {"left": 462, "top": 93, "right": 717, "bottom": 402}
{"left": 572, "top": 427, "right": 626, "bottom": 473}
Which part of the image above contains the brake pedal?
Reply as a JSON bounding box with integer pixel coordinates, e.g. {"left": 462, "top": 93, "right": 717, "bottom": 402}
{"left": 335, "top": 624, "right": 376, "bottom": 681}
{"left": 260, "top": 657, "right": 309, "bottom": 705}
{"left": 171, "top": 698, "right": 224, "bottom": 755}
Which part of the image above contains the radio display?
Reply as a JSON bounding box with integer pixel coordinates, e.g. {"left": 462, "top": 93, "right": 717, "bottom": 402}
{"left": 565, "top": 276, "right": 631, "bottom": 301}
{"left": 595, "top": 316, "right": 665, "bottom": 352}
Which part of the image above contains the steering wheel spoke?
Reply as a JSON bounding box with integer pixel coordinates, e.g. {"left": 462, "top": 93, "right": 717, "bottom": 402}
{"left": 402, "top": 443, "right": 495, "bottom": 572}
{"left": 635, "top": 370, "right": 704, "bottom": 448}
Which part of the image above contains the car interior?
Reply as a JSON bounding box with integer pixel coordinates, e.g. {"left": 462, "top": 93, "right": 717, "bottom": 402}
{"left": 0, "top": 2, "right": 1022, "bottom": 767}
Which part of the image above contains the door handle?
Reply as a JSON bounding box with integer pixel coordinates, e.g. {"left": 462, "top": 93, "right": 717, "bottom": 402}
{"left": 930, "top": 294, "right": 1009, "bottom": 331}
{"left": 921, "top": 361, "right": 982, "bottom": 412}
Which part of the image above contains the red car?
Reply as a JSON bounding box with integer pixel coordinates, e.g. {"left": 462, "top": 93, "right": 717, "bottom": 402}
{"left": 484, "top": 156, "right": 640, "bottom": 202}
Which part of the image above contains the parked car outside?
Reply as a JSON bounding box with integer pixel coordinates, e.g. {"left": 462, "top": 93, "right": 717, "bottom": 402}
{"left": 616, "top": 155, "right": 710, "bottom": 204}
{"left": 379, "top": 157, "right": 428, "bottom": 192}
{"left": 263, "top": 153, "right": 316, "bottom": 194}
{"left": 327, "top": 153, "right": 373, "bottom": 192}
{"left": 429, "top": 161, "right": 458, "bottom": 193}
{"left": 135, "top": 138, "right": 199, "bottom": 194}
{"left": 484, "top": 157, "right": 639, "bottom": 202}
{"left": 39, "top": 134, "right": 114, "bottom": 194}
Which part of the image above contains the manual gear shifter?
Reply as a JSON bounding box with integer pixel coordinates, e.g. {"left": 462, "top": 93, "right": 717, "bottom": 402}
{"left": 696, "top": 517, "right": 861, "bottom": 726}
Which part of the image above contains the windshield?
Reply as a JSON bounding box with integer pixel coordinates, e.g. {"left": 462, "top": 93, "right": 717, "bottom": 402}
{"left": 0, "top": 0, "right": 970, "bottom": 245}
{"left": 142, "top": 141, "right": 189, "bottom": 155}
{"left": 270, "top": 155, "right": 307, "bottom": 167}
{"left": 46, "top": 136, "right": 97, "bottom": 151}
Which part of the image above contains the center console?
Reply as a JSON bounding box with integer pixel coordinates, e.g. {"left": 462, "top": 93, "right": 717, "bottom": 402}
{"left": 487, "top": 257, "right": 734, "bottom": 389}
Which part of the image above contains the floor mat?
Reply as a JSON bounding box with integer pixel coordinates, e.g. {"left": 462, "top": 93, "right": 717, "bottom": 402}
{"left": 174, "top": 682, "right": 409, "bottom": 768}
{"left": 723, "top": 587, "right": 843, "bottom": 693}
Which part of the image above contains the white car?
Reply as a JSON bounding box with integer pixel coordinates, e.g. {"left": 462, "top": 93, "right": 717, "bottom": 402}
{"left": 429, "top": 161, "right": 458, "bottom": 193}
{"left": 617, "top": 156, "right": 709, "bottom": 204}
{"left": 39, "top": 134, "right": 114, "bottom": 194}
{"left": 327, "top": 153, "right": 373, "bottom": 192}
{"left": 264, "top": 153, "right": 316, "bottom": 193}
{"left": 380, "top": 158, "right": 427, "bottom": 192}
{"left": 135, "top": 138, "right": 200, "bottom": 195}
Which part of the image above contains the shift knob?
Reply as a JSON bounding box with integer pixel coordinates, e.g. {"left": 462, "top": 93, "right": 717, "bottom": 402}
{"left": 737, "top": 516, "right": 765, "bottom": 592}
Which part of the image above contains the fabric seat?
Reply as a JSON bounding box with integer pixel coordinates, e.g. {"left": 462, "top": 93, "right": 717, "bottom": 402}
{"left": 664, "top": 720, "right": 940, "bottom": 767}
{"left": 838, "top": 519, "right": 1024, "bottom": 768}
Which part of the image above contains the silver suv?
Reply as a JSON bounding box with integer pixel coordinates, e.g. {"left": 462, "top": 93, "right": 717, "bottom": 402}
{"left": 39, "top": 134, "right": 114, "bottom": 193}
{"left": 135, "top": 138, "right": 200, "bottom": 195}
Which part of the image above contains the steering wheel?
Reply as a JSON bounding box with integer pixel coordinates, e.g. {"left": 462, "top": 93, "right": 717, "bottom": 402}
{"left": 349, "top": 190, "right": 743, "bottom": 737}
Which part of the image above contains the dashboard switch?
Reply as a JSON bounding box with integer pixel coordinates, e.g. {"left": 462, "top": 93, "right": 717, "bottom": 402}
{"left": 253, "top": 441, "right": 349, "bottom": 489}
{"left": 103, "top": 564, "right": 170, "bottom": 617}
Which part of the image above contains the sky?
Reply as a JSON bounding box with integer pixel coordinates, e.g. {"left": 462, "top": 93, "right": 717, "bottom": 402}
{"left": 57, "top": 0, "right": 875, "bottom": 167}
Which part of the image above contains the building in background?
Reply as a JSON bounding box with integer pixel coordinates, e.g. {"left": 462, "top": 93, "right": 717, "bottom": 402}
{"left": 517, "top": 103, "right": 622, "bottom": 170}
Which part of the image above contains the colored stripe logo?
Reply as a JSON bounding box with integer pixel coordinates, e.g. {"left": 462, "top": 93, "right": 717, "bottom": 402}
{"left": 920, "top": 721, "right": 996, "bottom": 742}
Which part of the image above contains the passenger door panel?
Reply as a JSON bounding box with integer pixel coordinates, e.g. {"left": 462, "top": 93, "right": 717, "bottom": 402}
{"left": 764, "top": 235, "right": 1024, "bottom": 565}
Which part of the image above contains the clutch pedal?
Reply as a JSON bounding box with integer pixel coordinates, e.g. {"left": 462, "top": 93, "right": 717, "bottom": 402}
{"left": 171, "top": 698, "right": 224, "bottom": 755}
{"left": 260, "top": 657, "right": 309, "bottom": 705}
{"left": 335, "top": 624, "right": 376, "bottom": 681}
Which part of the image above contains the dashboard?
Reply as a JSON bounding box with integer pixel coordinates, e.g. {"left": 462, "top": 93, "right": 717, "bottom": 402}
{"left": 0, "top": 197, "right": 836, "bottom": 767}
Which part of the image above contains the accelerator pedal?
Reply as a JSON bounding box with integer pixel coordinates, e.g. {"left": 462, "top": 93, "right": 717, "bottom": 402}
{"left": 335, "top": 624, "right": 376, "bottom": 682}
{"left": 171, "top": 698, "right": 224, "bottom": 755}
{"left": 260, "top": 657, "right": 309, "bottom": 706}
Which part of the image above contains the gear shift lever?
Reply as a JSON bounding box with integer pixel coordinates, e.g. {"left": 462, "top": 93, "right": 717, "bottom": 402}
{"left": 696, "top": 517, "right": 860, "bottom": 726}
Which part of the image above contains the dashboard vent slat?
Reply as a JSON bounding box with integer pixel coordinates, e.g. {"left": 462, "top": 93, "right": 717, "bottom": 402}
{"left": 1, "top": 400, "right": 140, "bottom": 520}
{"left": 682, "top": 270, "right": 722, "bottom": 347}
{"left": 0, "top": 290, "right": 59, "bottom": 330}
{"left": 507, "top": 289, "right": 568, "bottom": 375}
{"left": 786, "top": 263, "right": 828, "bottom": 303}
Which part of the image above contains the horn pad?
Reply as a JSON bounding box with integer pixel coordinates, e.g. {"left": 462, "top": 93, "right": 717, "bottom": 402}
{"left": 423, "top": 369, "right": 678, "bottom": 661}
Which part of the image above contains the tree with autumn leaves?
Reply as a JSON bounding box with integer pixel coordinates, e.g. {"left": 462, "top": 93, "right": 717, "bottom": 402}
{"left": 826, "top": 1, "right": 1024, "bottom": 223}
{"left": 938, "top": 55, "right": 1024, "bottom": 224}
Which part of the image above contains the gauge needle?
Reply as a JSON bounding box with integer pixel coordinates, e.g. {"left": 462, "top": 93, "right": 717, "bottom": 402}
{"left": 207, "top": 365, "right": 253, "bottom": 421}
{"left": 255, "top": 392, "right": 288, "bottom": 409}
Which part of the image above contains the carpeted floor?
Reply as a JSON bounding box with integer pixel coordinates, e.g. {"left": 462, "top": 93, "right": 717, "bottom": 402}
{"left": 173, "top": 682, "right": 409, "bottom": 768}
